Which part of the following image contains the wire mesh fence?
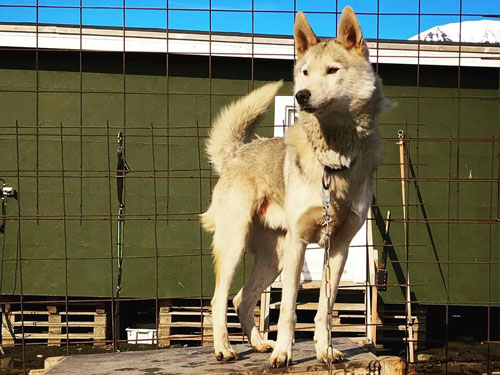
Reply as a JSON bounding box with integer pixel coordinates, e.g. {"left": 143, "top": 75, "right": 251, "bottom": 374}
{"left": 0, "top": 1, "right": 498, "bottom": 374}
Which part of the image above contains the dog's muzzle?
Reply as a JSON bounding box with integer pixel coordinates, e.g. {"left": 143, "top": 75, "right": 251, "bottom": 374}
{"left": 295, "top": 89, "right": 317, "bottom": 112}
{"left": 295, "top": 89, "right": 311, "bottom": 107}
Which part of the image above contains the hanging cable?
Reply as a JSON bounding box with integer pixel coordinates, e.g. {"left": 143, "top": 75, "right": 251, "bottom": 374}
{"left": 116, "top": 132, "right": 130, "bottom": 298}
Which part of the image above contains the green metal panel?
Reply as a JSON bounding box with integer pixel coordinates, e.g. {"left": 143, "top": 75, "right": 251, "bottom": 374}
{"left": 0, "top": 51, "right": 497, "bottom": 306}
{"left": 374, "top": 64, "right": 499, "bottom": 305}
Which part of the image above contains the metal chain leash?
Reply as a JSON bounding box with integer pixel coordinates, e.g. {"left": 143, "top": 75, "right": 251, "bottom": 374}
{"left": 320, "top": 166, "right": 334, "bottom": 375}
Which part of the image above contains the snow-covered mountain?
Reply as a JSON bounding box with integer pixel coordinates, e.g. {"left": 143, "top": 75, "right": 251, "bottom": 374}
{"left": 409, "top": 20, "right": 500, "bottom": 44}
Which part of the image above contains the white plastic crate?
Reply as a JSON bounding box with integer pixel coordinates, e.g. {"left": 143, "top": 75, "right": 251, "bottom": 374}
{"left": 126, "top": 327, "right": 157, "bottom": 344}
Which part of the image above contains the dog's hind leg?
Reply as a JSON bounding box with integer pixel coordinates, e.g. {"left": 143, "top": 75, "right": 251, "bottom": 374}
{"left": 211, "top": 211, "right": 251, "bottom": 361}
{"left": 233, "top": 229, "right": 284, "bottom": 353}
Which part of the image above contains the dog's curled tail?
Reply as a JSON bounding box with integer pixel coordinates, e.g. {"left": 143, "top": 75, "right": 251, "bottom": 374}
{"left": 206, "top": 80, "right": 283, "bottom": 174}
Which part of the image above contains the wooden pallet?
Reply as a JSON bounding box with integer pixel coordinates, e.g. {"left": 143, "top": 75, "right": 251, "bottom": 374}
{"left": 261, "top": 281, "right": 370, "bottom": 339}
{"left": 1, "top": 303, "right": 107, "bottom": 347}
{"left": 157, "top": 299, "right": 258, "bottom": 347}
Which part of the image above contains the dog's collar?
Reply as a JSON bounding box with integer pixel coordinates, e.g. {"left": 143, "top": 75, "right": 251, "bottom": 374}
{"left": 324, "top": 157, "right": 356, "bottom": 174}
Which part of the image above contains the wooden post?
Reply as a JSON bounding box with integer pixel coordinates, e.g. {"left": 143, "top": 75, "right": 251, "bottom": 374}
{"left": 331, "top": 311, "right": 340, "bottom": 331}
{"left": 1, "top": 304, "right": 14, "bottom": 347}
{"left": 47, "top": 305, "right": 61, "bottom": 347}
{"left": 158, "top": 300, "right": 171, "bottom": 348}
{"left": 259, "top": 286, "right": 271, "bottom": 340}
{"left": 371, "top": 257, "right": 379, "bottom": 346}
{"left": 93, "top": 305, "right": 107, "bottom": 347}
{"left": 398, "top": 131, "right": 415, "bottom": 363}
{"left": 202, "top": 314, "right": 213, "bottom": 347}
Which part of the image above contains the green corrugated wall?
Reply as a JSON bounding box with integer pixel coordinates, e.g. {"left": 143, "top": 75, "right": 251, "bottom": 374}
{"left": 0, "top": 50, "right": 498, "bottom": 305}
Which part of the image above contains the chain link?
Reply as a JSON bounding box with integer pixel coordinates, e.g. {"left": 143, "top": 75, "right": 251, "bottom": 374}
{"left": 320, "top": 166, "right": 333, "bottom": 375}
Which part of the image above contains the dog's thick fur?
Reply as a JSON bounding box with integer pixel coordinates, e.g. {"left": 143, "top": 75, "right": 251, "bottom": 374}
{"left": 202, "top": 7, "right": 388, "bottom": 368}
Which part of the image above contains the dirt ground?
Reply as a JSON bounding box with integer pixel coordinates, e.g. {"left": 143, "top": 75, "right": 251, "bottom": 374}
{"left": 1, "top": 341, "right": 499, "bottom": 374}
{"left": 412, "top": 341, "right": 500, "bottom": 375}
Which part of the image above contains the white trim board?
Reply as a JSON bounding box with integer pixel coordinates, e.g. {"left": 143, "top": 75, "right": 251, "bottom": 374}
{"left": 0, "top": 25, "right": 498, "bottom": 68}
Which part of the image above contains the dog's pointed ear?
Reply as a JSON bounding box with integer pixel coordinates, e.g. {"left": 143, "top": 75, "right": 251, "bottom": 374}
{"left": 337, "top": 6, "right": 367, "bottom": 56}
{"left": 294, "top": 12, "right": 318, "bottom": 59}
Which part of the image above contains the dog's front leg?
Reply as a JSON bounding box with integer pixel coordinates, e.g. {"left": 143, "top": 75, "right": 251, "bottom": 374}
{"left": 313, "top": 240, "right": 349, "bottom": 363}
{"left": 269, "top": 234, "right": 306, "bottom": 368}
{"left": 314, "top": 213, "right": 362, "bottom": 363}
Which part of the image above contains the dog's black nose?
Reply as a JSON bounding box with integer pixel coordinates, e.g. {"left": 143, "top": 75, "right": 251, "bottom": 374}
{"left": 295, "top": 89, "right": 311, "bottom": 106}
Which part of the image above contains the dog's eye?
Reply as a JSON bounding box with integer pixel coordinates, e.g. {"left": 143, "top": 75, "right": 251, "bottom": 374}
{"left": 303, "top": 69, "right": 308, "bottom": 76}
{"left": 326, "top": 67, "right": 339, "bottom": 74}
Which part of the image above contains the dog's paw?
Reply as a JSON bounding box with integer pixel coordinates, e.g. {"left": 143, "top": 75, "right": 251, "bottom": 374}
{"left": 269, "top": 347, "right": 292, "bottom": 368}
{"left": 252, "top": 339, "right": 275, "bottom": 353}
{"left": 214, "top": 347, "right": 238, "bottom": 362}
{"left": 316, "top": 345, "right": 344, "bottom": 364}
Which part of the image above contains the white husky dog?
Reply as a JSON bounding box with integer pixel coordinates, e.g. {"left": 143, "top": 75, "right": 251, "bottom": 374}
{"left": 202, "top": 6, "right": 388, "bottom": 367}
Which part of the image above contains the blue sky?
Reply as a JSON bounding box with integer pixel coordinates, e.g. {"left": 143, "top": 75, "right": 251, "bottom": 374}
{"left": 0, "top": 0, "right": 498, "bottom": 40}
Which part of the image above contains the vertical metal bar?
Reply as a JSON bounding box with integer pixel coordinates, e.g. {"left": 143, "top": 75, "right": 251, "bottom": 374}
{"left": 122, "top": 0, "right": 127, "bottom": 146}
{"left": 165, "top": 0, "right": 170, "bottom": 226}
{"left": 117, "top": 0, "right": 127, "bottom": 347}
{"left": 201, "top": 0, "right": 213, "bottom": 346}
{"left": 79, "top": 0, "right": 83, "bottom": 224}
{"left": 157, "top": 0, "right": 170, "bottom": 349}
{"left": 251, "top": 0, "right": 255, "bottom": 88}
{"left": 15, "top": 120, "right": 26, "bottom": 375}
{"left": 494, "top": 53, "right": 500, "bottom": 375}
{"left": 106, "top": 120, "right": 117, "bottom": 350}
{"left": 446, "top": 136, "right": 452, "bottom": 375}
{"left": 487, "top": 140, "right": 494, "bottom": 374}
{"left": 335, "top": 0, "right": 338, "bottom": 37}
{"left": 450, "top": 3, "right": 464, "bottom": 373}
{"left": 244, "top": 0, "right": 255, "bottom": 327}
{"left": 59, "top": 121, "right": 70, "bottom": 354}
{"left": 375, "top": 0, "right": 380, "bottom": 75}
{"left": 150, "top": 121, "right": 160, "bottom": 349}
{"left": 416, "top": 0, "right": 421, "bottom": 223}
{"left": 456, "top": 0, "right": 463, "bottom": 219}
{"left": 35, "top": 0, "right": 40, "bottom": 225}
{"left": 372, "top": 0, "right": 380, "bottom": 343}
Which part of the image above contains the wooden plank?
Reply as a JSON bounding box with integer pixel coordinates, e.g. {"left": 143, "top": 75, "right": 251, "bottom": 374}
{"left": 10, "top": 311, "right": 102, "bottom": 316}
{"left": 163, "top": 310, "right": 238, "bottom": 317}
{"left": 10, "top": 310, "right": 49, "bottom": 316}
{"left": 1, "top": 303, "right": 15, "bottom": 347}
{"left": 164, "top": 321, "right": 242, "bottom": 328}
{"left": 14, "top": 333, "right": 97, "bottom": 339}
{"left": 268, "top": 323, "right": 366, "bottom": 333}
{"left": 272, "top": 280, "right": 368, "bottom": 290}
{"left": 163, "top": 334, "right": 247, "bottom": 341}
{"left": 59, "top": 312, "right": 100, "bottom": 316}
{"left": 270, "top": 301, "right": 366, "bottom": 311}
{"left": 13, "top": 321, "right": 105, "bottom": 327}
